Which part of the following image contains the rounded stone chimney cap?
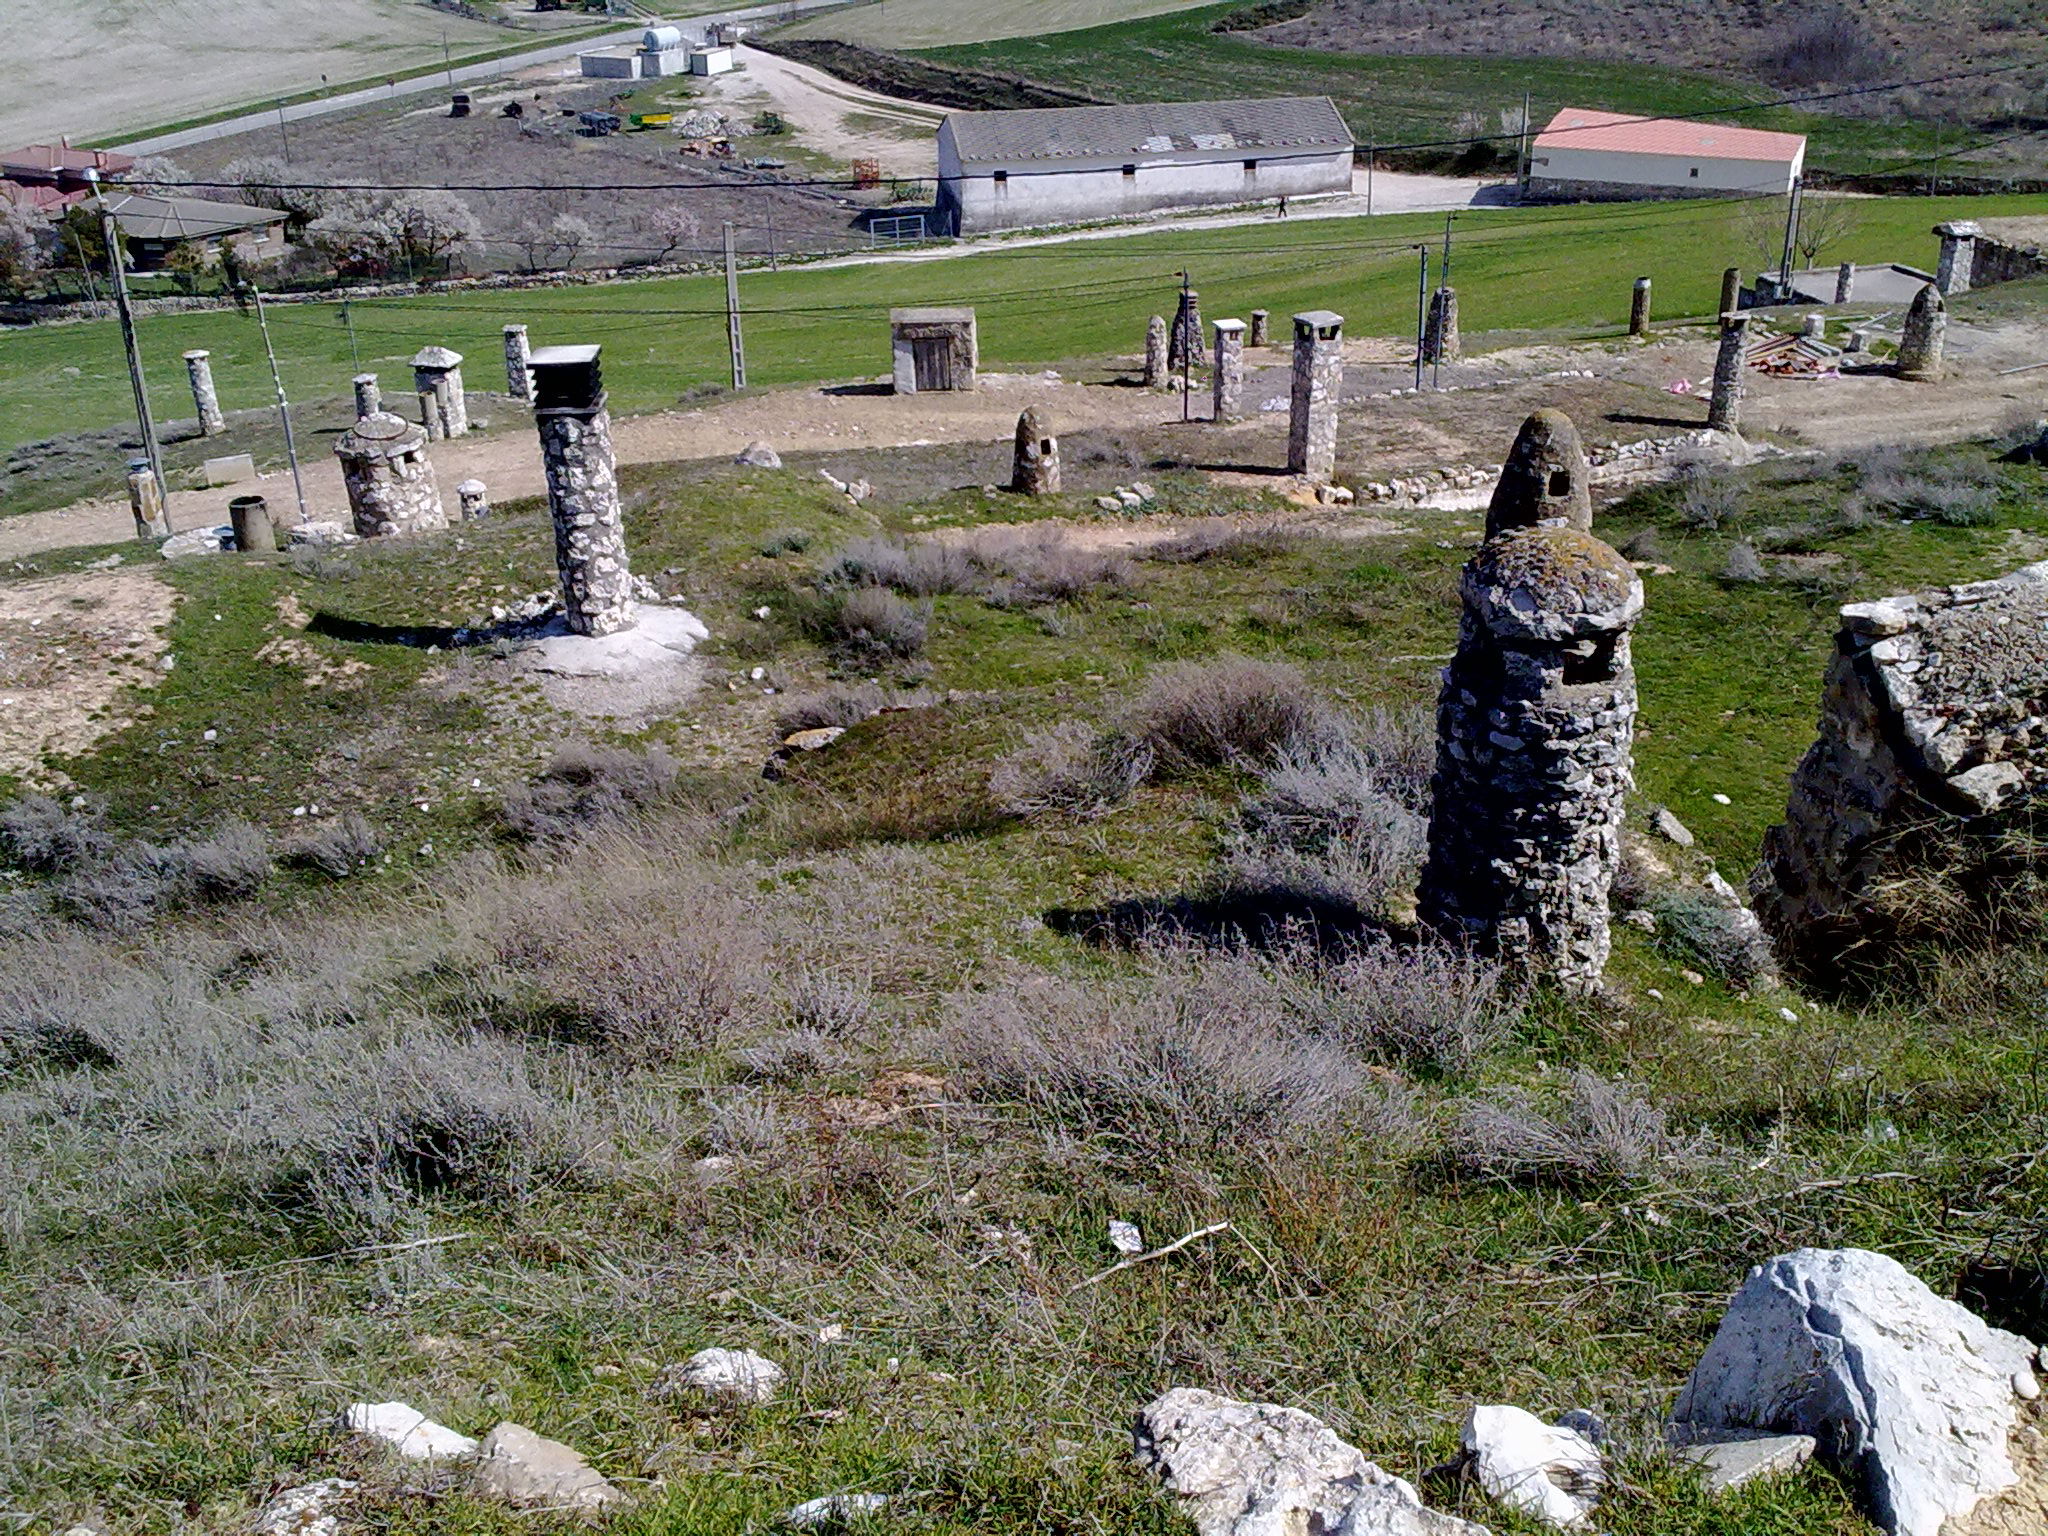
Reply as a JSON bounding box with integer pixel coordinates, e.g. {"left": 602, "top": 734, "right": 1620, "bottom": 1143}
{"left": 335, "top": 410, "right": 428, "bottom": 459}
{"left": 1909, "top": 283, "right": 1946, "bottom": 317}
{"left": 412, "top": 345, "right": 464, "bottom": 369}
{"left": 1466, "top": 525, "right": 1643, "bottom": 643}
{"left": 1486, "top": 407, "right": 1593, "bottom": 540}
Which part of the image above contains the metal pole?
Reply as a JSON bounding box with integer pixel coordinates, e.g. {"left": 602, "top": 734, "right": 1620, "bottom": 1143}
{"left": 1179, "top": 268, "right": 1191, "bottom": 423}
{"left": 724, "top": 221, "right": 746, "bottom": 390}
{"left": 341, "top": 299, "right": 360, "bottom": 370}
{"left": 1517, "top": 89, "right": 1531, "bottom": 196}
{"left": 1414, "top": 246, "right": 1428, "bottom": 393}
{"left": 251, "top": 284, "right": 310, "bottom": 524}
{"left": 1442, "top": 210, "right": 1454, "bottom": 285}
{"left": 1778, "top": 177, "right": 1801, "bottom": 295}
{"left": 88, "top": 171, "right": 166, "bottom": 500}
{"left": 276, "top": 99, "right": 291, "bottom": 162}
{"left": 1366, "top": 130, "right": 1374, "bottom": 217}
{"left": 767, "top": 212, "right": 778, "bottom": 272}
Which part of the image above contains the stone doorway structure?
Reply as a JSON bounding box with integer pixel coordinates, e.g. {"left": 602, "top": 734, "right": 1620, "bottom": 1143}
{"left": 891, "top": 308, "right": 978, "bottom": 395}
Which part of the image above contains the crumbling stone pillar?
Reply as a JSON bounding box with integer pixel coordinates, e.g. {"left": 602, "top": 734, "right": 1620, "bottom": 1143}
{"left": 1486, "top": 409, "right": 1592, "bottom": 539}
{"left": 531, "top": 344, "right": 634, "bottom": 637}
{"left": 1934, "top": 220, "right": 1979, "bottom": 296}
{"left": 127, "top": 464, "right": 168, "bottom": 539}
{"left": 1286, "top": 310, "right": 1343, "bottom": 481}
{"left": 353, "top": 373, "right": 381, "bottom": 418}
{"left": 1424, "top": 286, "right": 1460, "bottom": 363}
{"left": 1708, "top": 313, "right": 1750, "bottom": 433}
{"left": 1835, "top": 262, "right": 1856, "bottom": 304}
{"left": 411, "top": 346, "right": 468, "bottom": 438}
{"left": 503, "top": 324, "right": 532, "bottom": 402}
{"left": 334, "top": 411, "right": 446, "bottom": 538}
{"left": 1755, "top": 562, "right": 2048, "bottom": 987}
{"left": 1629, "top": 277, "right": 1651, "bottom": 338}
{"left": 1897, "top": 283, "right": 1946, "bottom": 381}
{"left": 1249, "top": 309, "right": 1269, "bottom": 348}
{"left": 1168, "top": 289, "right": 1202, "bottom": 373}
{"left": 418, "top": 390, "right": 444, "bottom": 442}
{"left": 1719, "top": 266, "right": 1742, "bottom": 318}
{"left": 1419, "top": 412, "right": 1642, "bottom": 992}
{"left": 184, "top": 349, "right": 225, "bottom": 437}
{"left": 1010, "top": 407, "right": 1060, "bottom": 495}
{"left": 1212, "top": 318, "right": 1246, "bottom": 423}
{"left": 1143, "top": 315, "right": 1169, "bottom": 388}
{"left": 456, "top": 478, "right": 491, "bottom": 519}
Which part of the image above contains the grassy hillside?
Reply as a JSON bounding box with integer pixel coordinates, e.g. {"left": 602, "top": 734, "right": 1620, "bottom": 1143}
{"left": 778, "top": 0, "right": 1226, "bottom": 47}
{"left": 7, "top": 192, "right": 2043, "bottom": 468}
{"left": 909, "top": 3, "right": 1985, "bottom": 177}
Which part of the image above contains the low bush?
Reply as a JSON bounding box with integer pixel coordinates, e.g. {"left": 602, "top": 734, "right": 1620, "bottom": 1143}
{"left": 0, "top": 795, "right": 111, "bottom": 873}
{"left": 1449, "top": 1070, "right": 1699, "bottom": 1186}
{"left": 1722, "top": 540, "right": 1767, "bottom": 584}
{"left": 1146, "top": 518, "right": 1303, "bottom": 565}
{"left": 1123, "top": 656, "right": 1324, "bottom": 773}
{"left": 967, "top": 529, "right": 1135, "bottom": 606}
{"left": 1676, "top": 469, "right": 1744, "bottom": 531}
{"left": 1651, "top": 888, "right": 1779, "bottom": 987}
{"left": 500, "top": 743, "right": 680, "bottom": 842}
{"left": 823, "top": 587, "right": 930, "bottom": 664}
{"left": 786, "top": 964, "right": 876, "bottom": 1037}
{"left": 824, "top": 535, "right": 977, "bottom": 596}
{"left": 1281, "top": 938, "right": 1518, "bottom": 1075}
{"left": 1849, "top": 445, "right": 2003, "bottom": 526}
{"left": 284, "top": 811, "right": 383, "bottom": 878}
{"left": 184, "top": 821, "right": 272, "bottom": 900}
{"left": 989, "top": 722, "right": 1154, "bottom": 819}
{"left": 1223, "top": 730, "right": 1428, "bottom": 915}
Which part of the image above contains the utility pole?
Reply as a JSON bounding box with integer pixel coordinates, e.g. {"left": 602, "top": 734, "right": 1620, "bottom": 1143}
{"left": 723, "top": 221, "right": 746, "bottom": 390}
{"left": 340, "top": 299, "right": 360, "bottom": 370}
{"left": 1366, "top": 128, "right": 1374, "bottom": 217}
{"left": 250, "top": 284, "right": 310, "bottom": 524}
{"left": 276, "top": 99, "right": 292, "bottom": 162}
{"left": 767, "top": 213, "right": 779, "bottom": 272}
{"left": 1778, "top": 176, "right": 1802, "bottom": 296}
{"left": 443, "top": 30, "right": 454, "bottom": 87}
{"left": 1413, "top": 246, "right": 1429, "bottom": 393}
{"left": 88, "top": 170, "right": 165, "bottom": 500}
{"left": 1178, "top": 268, "right": 1192, "bottom": 423}
{"left": 1517, "top": 89, "right": 1531, "bottom": 197}
{"left": 1435, "top": 212, "right": 1455, "bottom": 390}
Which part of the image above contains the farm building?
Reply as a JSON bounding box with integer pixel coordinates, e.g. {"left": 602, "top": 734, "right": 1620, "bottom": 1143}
{"left": 1526, "top": 109, "right": 1805, "bottom": 201}
{"left": 97, "top": 193, "right": 289, "bottom": 269}
{"left": 936, "top": 97, "right": 1353, "bottom": 236}
{"left": 1, "top": 142, "right": 134, "bottom": 213}
{"left": 580, "top": 26, "right": 693, "bottom": 79}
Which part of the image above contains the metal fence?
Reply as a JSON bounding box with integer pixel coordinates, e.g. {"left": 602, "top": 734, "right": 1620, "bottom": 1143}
{"left": 868, "top": 214, "right": 929, "bottom": 247}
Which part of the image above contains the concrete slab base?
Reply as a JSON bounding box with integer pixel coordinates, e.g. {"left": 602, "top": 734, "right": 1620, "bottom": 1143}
{"left": 507, "top": 603, "right": 710, "bottom": 722}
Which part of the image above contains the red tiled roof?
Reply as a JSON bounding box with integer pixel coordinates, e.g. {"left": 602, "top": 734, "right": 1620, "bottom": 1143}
{"left": 0, "top": 143, "right": 136, "bottom": 181}
{"left": 0, "top": 180, "right": 76, "bottom": 213}
{"left": 1532, "top": 109, "right": 1805, "bottom": 164}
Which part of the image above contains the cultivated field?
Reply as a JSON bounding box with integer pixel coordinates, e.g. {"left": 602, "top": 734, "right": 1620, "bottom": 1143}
{"left": 0, "top": 0, "right": 526, "bottom": 148}
{"left": 778, "top": 0, "right": 1223, "bottom": 48}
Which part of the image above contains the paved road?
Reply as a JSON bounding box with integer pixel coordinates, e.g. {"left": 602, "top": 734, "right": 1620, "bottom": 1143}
{"left": 115, "top": 0, "right": 854, "bottom": 155}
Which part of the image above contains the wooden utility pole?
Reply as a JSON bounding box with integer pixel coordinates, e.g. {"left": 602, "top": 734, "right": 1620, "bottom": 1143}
{"left": 88, "top": 170, "right": 165, "bottom": 500}
{"left": 1517, "top": 89, "right": 1531, "bottom": 197}
{"left": 250, "top": 284, "right": 310, "bottom": 524}
{"left": 1778, "top": 177, "right": 1802, "bottom": 295}
{"left": 724, "top": 221, "right": 747, "bottom": 390}
{"left": 1413, "top": 246, "right": 1429, "bottom": 393}
{"left": 1178, "top": 268, "right": 1192, "bottom": 423}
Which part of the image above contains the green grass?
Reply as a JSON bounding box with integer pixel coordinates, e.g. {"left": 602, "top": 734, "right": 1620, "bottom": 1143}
{"left": 7, "top": 191, "right": 2044, "bottom": 465}
{"left": 912, "top": 2, "right": 1973, "bottom": 176}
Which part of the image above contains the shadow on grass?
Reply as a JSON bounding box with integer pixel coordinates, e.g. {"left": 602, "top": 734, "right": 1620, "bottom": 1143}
{"left": 1047, "top": 884, "right": 1403, "bottom": 954}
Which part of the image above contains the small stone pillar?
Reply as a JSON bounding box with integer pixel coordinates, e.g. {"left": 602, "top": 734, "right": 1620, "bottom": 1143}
{"left": 1009, "top": 407, "right": 1060, "bottom": 495}
{"left": 184, "top": 349, "right": 226, "bottom": 437}
{"left": 1167, "top": 288, "right": 1202, "bottom": 373}
{"left": 1248, "top": 309, "right": 1269, "bottom": 348}
{"left": 1835, "top": 262, "right": 1856, "bottom": 304}
{"left": 1143, "top": 315, "right": 1169, "bottom": 389}
{"left": 1897, "top": 283, "right": 1946, "bottom": 382}
{"left": 1846, "top": 327, "right": 1871, "bottom": 354}
{"left": 229, "top": 494, "right": 276, "bottom": 554}
{"left": 1934, "top": 220, "right": 1979, "bottom": 296}
{"left": 1802, "top": 313, "right": 1827, "bottom": 340}
{"left": 1211, "top": 319, "right": 1246, "bottom": 423}
{"left": 531, "top": 344, "right": 635, "bottom": 637}
{"left": 126, "top": 464, "right": 169, "bottom": 539}
{"left": 1418, "top": 411, "right": 1643, "bottom": 992}
{"left": 1286, "top": 310, "right": 1344, "bottom": 482}
{"left": 1628, "top": 277, "right": 1651, "bottom": 338}
{"left": 503, "top": 324, "right": 532, "bottom": 402}
{"left": 334, "top": 411, "right": 446, "bottom": 538}
{"left": 353, "top": 373, "right": 381, "bottom": 418}
{"left": 1707, "top": 313, "right": 1750, "bottom": 433}
{"left": 1719, "top": 266, "right": 1743, "bottom": 318}
{"left": 418, "top": 390, "right": 445, "bottom": 442}
{"left": 456, "top": 478, "right": 491, "bottom": 519}
{"left": 411, "top": 346, "right": 468, "bottom": 438}
{"left": 1423, "top": 286, "right": 1459, "bottom": 363}
{"left": 1486, "top": 409, "right": 1592, "bottom": 540}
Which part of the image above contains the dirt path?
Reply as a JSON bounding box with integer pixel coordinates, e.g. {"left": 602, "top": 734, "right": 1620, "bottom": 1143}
{"left": 0, "top": 568, "right": 175, "bottom": 784}
{"left": 706, "top": 46, "right": 946, "bottom": 180}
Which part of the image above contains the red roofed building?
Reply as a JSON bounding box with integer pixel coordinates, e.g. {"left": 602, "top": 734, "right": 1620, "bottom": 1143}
{"left": 1527, "top": 109, "right": 1805, "bottom": 202}
{"left": 0, "top": 142, "right": 137, "bottom": 213}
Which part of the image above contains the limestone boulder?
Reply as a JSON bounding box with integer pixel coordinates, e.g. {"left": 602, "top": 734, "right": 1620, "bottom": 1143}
{"left": 254, "top": 1478, "right": 357, "bottom": 1536}
{"left": 1672, "top": 1247, "right": 2037, "bottom": 1536}
{"left": 1458, "top": 1406, "right": 1601, "bottom": 1528}
{"left": 341, "top": 1399, "right": 478, "bottom": 1459}
{"left": 736, "top": 442, "right": 783, "bottom": 469}
{"left": 1133, "top": 1386, "right": 1487, "bottom": 1536}
{"left": 783, "top": 1493, "right": 890, "bottom": 1526}
{"left": 469, "top": 1421, "right": 624, "bottom": 1510}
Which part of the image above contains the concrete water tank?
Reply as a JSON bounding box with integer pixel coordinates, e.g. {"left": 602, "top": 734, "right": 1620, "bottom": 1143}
{"left": 642, "top": 25, "right": 683, "bottom": 51}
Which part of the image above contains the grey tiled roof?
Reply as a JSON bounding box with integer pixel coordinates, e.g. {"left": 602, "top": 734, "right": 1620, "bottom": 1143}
{"left": 101, "top": 193, "right": 287, "bottom": 241}
{"left": 943, "top": 96, "right": 1351, "bottom": 164}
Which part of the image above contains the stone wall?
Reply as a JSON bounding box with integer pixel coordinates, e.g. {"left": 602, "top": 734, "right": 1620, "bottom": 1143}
{"left": 1755, "top": 563, "right": 2048, "bottom": 984}
{"left": 1973, "top": 234, "right": 2048, "bottom": 287}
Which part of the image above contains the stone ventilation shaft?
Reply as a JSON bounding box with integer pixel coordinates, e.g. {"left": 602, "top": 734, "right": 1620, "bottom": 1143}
{"left": 531, "top": 344, "right": 635, "bottom": 637}
{"left": 503, "top": 324, "right": 532, "bottom": 403}
{"left": 184, "top": 349, "right": 225, "bottom": 436}
{"left": 1755, "top": 562, "right": 2048, "bottom": 985}
{"left": 1897, "top": 284, "right": 1947, "bottom": 381}
{"left": 1167, "top": 288, "right": 1203, "bottom": 373}
{"left": 1211, "top": 318, "right": 1246, "bottom": 422}
{"left": 1708, "top": 313, "right": 1750, "bottom": 433}
{"left": 1143, "top": 315, "right": 1169, "bottom": 389}
{"left": 1010, "top": 407, "right": 1060, "bottom": 495}
{"left": 1423, "top": 286, "right": 1459, "bottom": 362}
{"left": 1418, "top": 410, "right": 1643, "bottom": 992}
{"left": 334, "top": 413, "right": 446, "bottom": 538}
{"left": 1286, "top": 310, "right": 1344, "bottom": 481}
{"left": 353, "top": 373, "right": 381, "bottom": 419}
{"left": 412, "top": 346, "right": 468, "bottom": 439}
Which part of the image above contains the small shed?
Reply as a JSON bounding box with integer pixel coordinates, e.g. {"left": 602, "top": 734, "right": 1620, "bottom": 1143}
{"left": 1527, "top": 109, "right": 1806, "bottom": 201}
{"left": 689, "top": 45, "right": 737, "bottom": 76}
{"left": 890, "top": 307, "right": 977, "bottom": 394}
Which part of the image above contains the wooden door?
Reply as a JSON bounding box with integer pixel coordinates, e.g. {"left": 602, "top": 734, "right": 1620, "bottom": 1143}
{"left": 912, "top": 336, "right": 953, "bottom": 392}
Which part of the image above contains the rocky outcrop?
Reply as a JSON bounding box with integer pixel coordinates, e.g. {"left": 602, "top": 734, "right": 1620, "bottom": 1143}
{"left": 1133, "top": 1387, "right": 1487, "bottom": 1536}
{"left": 469, "top": 1421, "right": 624, "bottom": 1510}
{"left": 1673, "top": 1248, "right": 2038, "bottom": 1536}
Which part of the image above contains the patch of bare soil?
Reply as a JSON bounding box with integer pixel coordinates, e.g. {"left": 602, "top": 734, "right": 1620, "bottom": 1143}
{"left": 0, "top": 569, "right": 175, "bottom": 784}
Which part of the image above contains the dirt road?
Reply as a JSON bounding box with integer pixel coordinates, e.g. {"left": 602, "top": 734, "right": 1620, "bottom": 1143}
{"left": 705, "top": 47, "right": 946, "bottom": 180}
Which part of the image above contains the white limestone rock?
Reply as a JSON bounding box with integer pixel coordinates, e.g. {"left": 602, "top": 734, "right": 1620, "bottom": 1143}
{"left": 1673, "top": 1247, "right": 2037, "bottom": 1536}
{"left": 1669, "top": 1428, "right": 1817, "bottom": 1493}
{"left": 341, "top": 1400, "right": 478, "bottom": 1460}
{"left": 783, "top": 1493, "right": 890, "bottom": 1526}
{"left": 254, "top": 1478, "right": 357, "bottom": 1536}
{"left": 469, "top": 1420, "right": 624, "bottom": 1510}
{"left": 736, "top": 441, "right": 783, "bottom": 469}
{"left": 1459, "top": 1405, "right": 1602, "bottom": 1528}
{"left": 1133, "top": 1386, "right": 1487, "bottom": 1536}
{"left": 672, "top": 1346, "right": 786, "bottom": 1404}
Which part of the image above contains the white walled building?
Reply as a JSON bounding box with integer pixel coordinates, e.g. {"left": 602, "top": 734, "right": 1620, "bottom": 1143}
{"left": 1527, "top": 109, "right": 1806, "bottom": 201}
{"left": 936, "top": 97, "right": 1353, "bottom": 236}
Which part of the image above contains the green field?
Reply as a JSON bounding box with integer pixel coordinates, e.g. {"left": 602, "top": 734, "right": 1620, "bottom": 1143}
{"left": 779, "top": 0, "right": 1224, "bottom": 47}
{"left": 911, "top": 3, "right": 1974, "bottom": 176}
{"left": 6, "top": 192, "right": 2040, "bottom": 469}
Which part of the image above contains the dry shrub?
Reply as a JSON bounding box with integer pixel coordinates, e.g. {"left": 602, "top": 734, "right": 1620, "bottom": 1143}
{"left": 1676, "top": 469, "right": 1744, "bottom": 531}
{"left": 500, "top": 743, "right": 680, "bottom": 842}
{"left": 1722, "top": 540, "right": 1767, "bottom": 584}
{"left": 1450, "top": 1070, "right": 1699, "bottom": 1186}
{"left": 966, "top": 528, "right": 1135, "bottom": 606}
{"left": 824, "top": 587, "right": 930, "bottom": 663}
{"left": 1280, "top": 938, "right": 1518, "bottom": 1075}
{"left": 0, "top": 795, "right": 112, "bottom": 873}
{"left": 990, "top": 722, "right": 1154, "bottom": 819}
{"left": 184, "top": 821, "right": 271, "bottom": 900}
{"left": 735, "top": 1028, "right": 844, "bottom": 1085}
{"left": 786, "top": 964, "right": 875, "bottom": 1037}
{"left": 777, "top": 682, "right": 888, "bottom": 735}
{"left": 1651, "top": 889, "right": 1777, "bottom": 986}
{"left": 1856, "top": 450, "right": 2003, "bottom": 527}
{"left": 284, "top": 811, "right": 383, "bottom": 877}
{"left": 1146, "top": 517, "right": 1303, "bottom": 564}
{"left": 1124, "top": 656, "right": 1324, "bottom": 773}
{"left": 1760, "top": 9, "right": 1893, "bottom": 85}
{"left": 824, "top": 535, "right": 977, "bottom": 596}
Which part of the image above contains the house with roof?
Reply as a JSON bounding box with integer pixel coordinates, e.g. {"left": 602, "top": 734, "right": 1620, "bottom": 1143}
{"left": 1526, "top": 109, "right": 1806, "bottom": 201}
{"left": 0, "top": 142, "right": 135, "bottom": 213}
{"left": 935, "top": 97, "right": 1353, "bottom": 236}
{"left": 97, "top": 192, "right": 290, "bottom": 270}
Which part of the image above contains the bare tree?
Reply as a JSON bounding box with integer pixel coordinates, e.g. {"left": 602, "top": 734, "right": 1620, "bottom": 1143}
{"left": 648, "top": 204, "right": 691, "bottom": 263}
{"left": 386, "top": 191, "right": 481, "bottom": 279}
{"left": 1795, "top": 193, "right": 1858, "bottom": 269}
{"left": 308, "top": 190, "right": 399, "bottom": 279}
{"left": 122, "top": 156, "right": 187, "bottom": 195}
{"left": 549, "top": 212, "right": 594, "bottom": 270}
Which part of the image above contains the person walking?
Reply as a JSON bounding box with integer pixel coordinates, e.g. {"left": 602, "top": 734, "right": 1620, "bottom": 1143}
{"left": 1276, "top": 196, "right": 1289, "bottom": 218}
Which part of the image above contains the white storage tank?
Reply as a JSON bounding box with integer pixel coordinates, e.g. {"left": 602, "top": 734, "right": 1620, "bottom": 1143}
{"left": 642, "top": 25, "right": 683, "bottom": 51}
